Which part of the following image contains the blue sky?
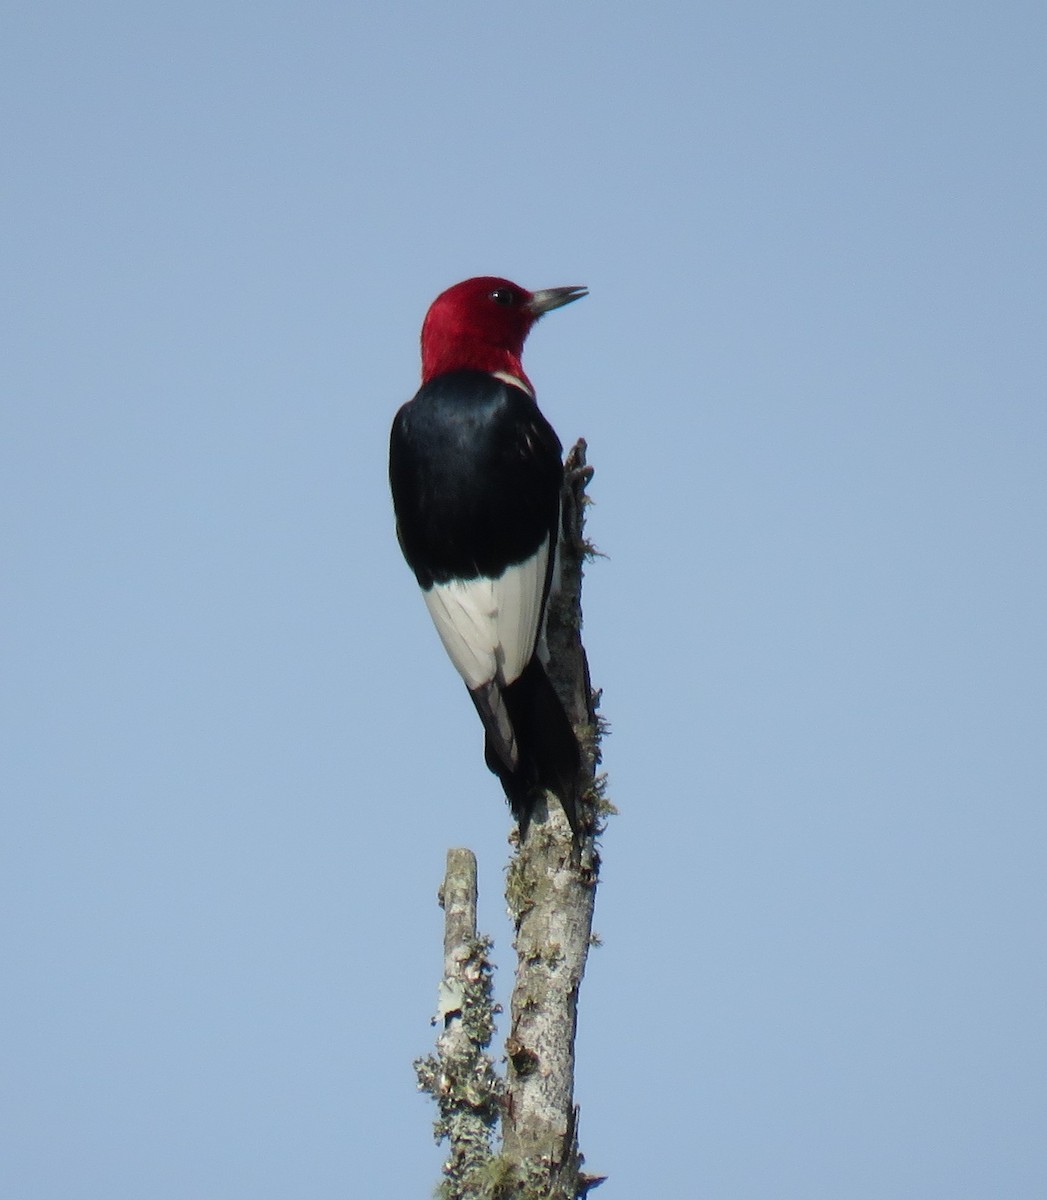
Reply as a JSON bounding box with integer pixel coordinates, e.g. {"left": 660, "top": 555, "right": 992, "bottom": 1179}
{"left": 3, "top": 3, "right": 1045, "bottom": 1197}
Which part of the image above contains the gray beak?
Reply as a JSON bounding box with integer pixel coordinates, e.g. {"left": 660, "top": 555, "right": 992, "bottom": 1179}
{"left": 528, "top": 285, "right": 589, "bottom": 316}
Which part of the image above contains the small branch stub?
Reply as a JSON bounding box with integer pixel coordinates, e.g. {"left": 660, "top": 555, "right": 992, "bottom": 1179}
{"left": 415, "top": 848, "right": 502, "bottom": 1199}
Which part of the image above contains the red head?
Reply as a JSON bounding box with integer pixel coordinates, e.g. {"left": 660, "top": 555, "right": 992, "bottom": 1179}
{"left": 420, "top": 276, "right": 587, "bottom": 387}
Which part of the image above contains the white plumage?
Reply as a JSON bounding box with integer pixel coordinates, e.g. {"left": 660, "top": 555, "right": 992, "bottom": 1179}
{"left": 421, "top": 537, "right": 550, "bottom": 692}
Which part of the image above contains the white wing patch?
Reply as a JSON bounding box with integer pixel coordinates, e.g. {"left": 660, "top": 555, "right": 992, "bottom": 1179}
{"left": 422, "top": 538, "right": 550, "bottom": 691}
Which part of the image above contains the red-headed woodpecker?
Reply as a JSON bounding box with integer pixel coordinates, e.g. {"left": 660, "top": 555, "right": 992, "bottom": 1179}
{"left": 389, "top": 276, "right": 587, "bottom": 839}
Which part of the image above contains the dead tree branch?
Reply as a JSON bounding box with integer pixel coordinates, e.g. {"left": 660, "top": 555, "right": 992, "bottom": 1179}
{"left": 501, "top": 440, "right": 605, "bottom": 1199}
{"left": 418, "top": 441, "right": 607, "bottom": 1199}
{"left": 415, "top": 849, "right": 502, "bottom": 1199}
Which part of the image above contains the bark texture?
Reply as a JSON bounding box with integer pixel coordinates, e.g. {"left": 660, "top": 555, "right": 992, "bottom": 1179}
{"left": 415, "top": 849, "right": 502, "bottom": 1199}
{"left": 418, "top": 442, "right": 606, "bottom": 1199}
{"left": 500, "top": 441, "right": 605, "bottom": 1198}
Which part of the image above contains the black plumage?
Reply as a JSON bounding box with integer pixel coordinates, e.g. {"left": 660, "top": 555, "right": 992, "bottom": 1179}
{"left": 390, "top": 369, "right": 580, "bottom": 838}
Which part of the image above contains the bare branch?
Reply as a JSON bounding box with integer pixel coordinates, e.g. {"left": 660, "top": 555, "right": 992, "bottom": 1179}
{"left": 417, "top": 443, "right": 607, "bottom": 1199}
{"left": 415, "top": 848, "right": 502, "bottom": 1199}
{"left": 501, "top": 440, "right": 606, "bottom": 1199}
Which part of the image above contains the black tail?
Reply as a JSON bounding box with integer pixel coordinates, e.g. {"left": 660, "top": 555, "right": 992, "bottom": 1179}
{"left": 469, "top": 657, "right": 581, "bottom": 842}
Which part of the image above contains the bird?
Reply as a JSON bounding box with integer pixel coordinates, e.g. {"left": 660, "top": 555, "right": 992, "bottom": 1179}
{"left": 389, "top": 276, "right": 587, "bottom": 840}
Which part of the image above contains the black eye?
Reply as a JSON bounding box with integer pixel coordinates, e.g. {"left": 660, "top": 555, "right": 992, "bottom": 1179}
{"left": 490, "top": 288, "right": 516, "bottom": 306}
